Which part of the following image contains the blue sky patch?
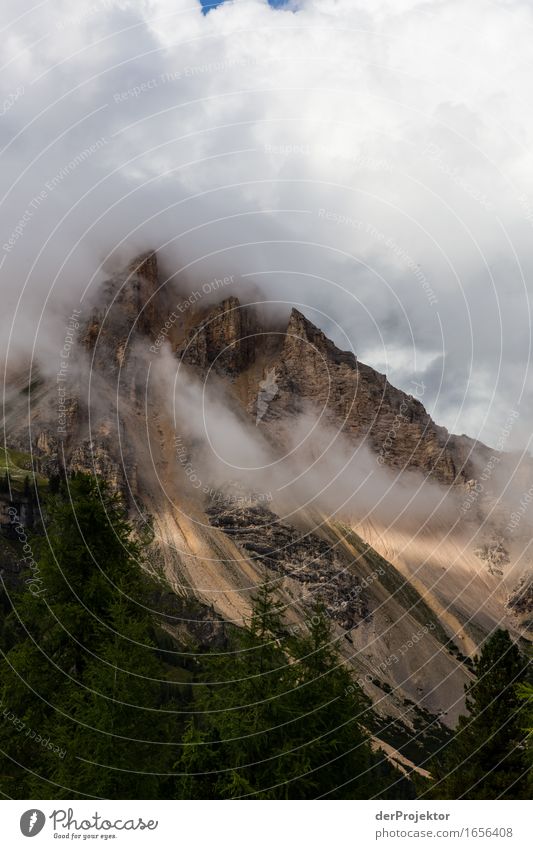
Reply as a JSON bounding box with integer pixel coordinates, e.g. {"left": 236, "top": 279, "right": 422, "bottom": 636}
{"left": 200, "top": 0, "right": 289, "bottom": 14}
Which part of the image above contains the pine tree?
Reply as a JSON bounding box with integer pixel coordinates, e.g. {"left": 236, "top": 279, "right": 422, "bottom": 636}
{"left": 0, "top": 481, "right": 413, "bottom": 800}
{"left": 48, "top": 474, "right": 61, "bottom": 495}
{"left": 0, "top": 474, "right": 186, "bottom": 799}
{"left": 0, "top": 472, "right": 9, "bottom": 493}
{"left": 174, "top": 581, "right": 291, "bottom": 798}
{"left": 175, "top": 589, "right": 405, "bottom": 799}
{"left": 518, "top": 678, "right": 533, "bottom": 795}
{"left": 427, "top": 629, "right": 530, "bottom": 799}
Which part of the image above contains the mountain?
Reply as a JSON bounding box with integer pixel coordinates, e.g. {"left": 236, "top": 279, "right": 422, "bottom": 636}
{"left": 179, "top": 292, "right": 493, "bottom": 486}
{"left": 2, "top": 250, "right": 532, "bottom": 758}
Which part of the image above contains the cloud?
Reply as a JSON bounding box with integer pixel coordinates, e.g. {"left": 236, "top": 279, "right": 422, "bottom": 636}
{"left": 150, "top": 344, "right": 458, "bottom": 532}
{"left": 1, "top": 0, "right": 533, "bottom": 450}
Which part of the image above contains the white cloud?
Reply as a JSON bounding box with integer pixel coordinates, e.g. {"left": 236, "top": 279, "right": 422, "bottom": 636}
{"left": 1, "top": 0, "right": 533, "bottom": 449}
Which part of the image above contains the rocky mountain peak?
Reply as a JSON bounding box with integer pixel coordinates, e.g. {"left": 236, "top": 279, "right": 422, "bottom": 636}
{"left": 3, "top": 250, "right": 530, "bottom": 730}
{"left": 179, "top": 296, "right": 258, "bottom": 374}
{"left": 128, "top": 250, "right": 159, "bottom": 287}
{"left": 284, "top": 307, "right": 357, "bottom": 369}
{"left": 171, "top": 291, "right": 483, "bottom": 485}
{"left": 12, "top": 251, "right": 490, "bottom": 494}
{"left": 83, "top": 250, "right": 170, "bottom": 370}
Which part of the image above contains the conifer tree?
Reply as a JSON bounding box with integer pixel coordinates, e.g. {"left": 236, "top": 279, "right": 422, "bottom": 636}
{"left": 427, "top": 629, "right": 529, "bottom": 799}
{"left": 0, "top": 474, "right": 184, "bottom": 798}
{"left": 518, "top": 679, "right": 533, "bottom": 795}
{"left": 175, "top": 589, "right": 405, "bottom": 799}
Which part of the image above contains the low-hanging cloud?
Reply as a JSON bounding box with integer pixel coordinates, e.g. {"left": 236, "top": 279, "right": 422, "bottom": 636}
{"left": 1, "top": 0, "right": 533, "bottom": 451}
{"left": 150, "top": 344, "right": 459, "bottom": 533}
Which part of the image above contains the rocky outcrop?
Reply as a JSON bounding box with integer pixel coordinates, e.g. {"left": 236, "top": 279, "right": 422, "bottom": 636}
{"left": 69, "top": 439, "right": 130, "bottom": 495}
{"left": 255, "top": 367, "right": 279, "bottom": 423}
{"left": 206, "top": 500, "right": 370, "bottom": 632}
{"left": 507, "top": 574, "right": 533, "bottom": 618}
{"left": 474, "top": 536, "right": 511, "bottom": 577}
{"left": 178, "top": 296, "right": 258, "bottom": 375}
{"left": 2, "top": 252, "right": 530, "bottom": 722}
{"left": 4, "top": 252, "right": 168, "bottom": 500}
{"left": 83, "top": 251, "right": 170, "bottom": 376}
{"left": 176, "top": 300, "right": 490, "bottom": 486}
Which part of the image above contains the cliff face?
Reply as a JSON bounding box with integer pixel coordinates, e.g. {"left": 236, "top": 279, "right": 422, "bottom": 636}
{"left": 83, "top": 251, "right": 169, "bottom": 373}
{"left": 206, "top": 500, "right": 369, "bottom": 633}
{"left": 4, "top": 252, "right": 167, "bottom": 491}
{"left": 2, "top": 251, "right": 531, "bottom": 733}
{"left": 178, "top": 296, "right": 258, "bottom": 374}
{"left": 175, "top": 299, "right": 488, "bottom": 486}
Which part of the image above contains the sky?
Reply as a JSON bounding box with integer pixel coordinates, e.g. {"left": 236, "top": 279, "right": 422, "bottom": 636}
{"left": 200, "top": 0, "right": 288, "bottom": 10}
{"left": 1, "top": 0, "right": 533, "bottom": 451}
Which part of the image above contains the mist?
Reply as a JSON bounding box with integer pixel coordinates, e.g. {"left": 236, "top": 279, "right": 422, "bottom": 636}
{"left": 1, "top": 0, "right": 533, "bottom": 450}
{"left": 150, "top": 345, "right": 459, "bottom": 534}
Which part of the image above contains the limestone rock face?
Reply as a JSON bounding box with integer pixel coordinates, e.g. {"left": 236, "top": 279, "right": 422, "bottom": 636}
{"left": 178, "top": 296, "right": 258, "bottom": 375}
{"left": 207, "top": 500, "right": 369, "bottom": 632}
{"left": 275, "top": 309, "right": 463, "bottom": 483}
{"left": 3, "top": 251, "right": 531, "bottom": 732}
{"left": 0, "top": 260, "right": 510, "bottom": 503}
{"left": 4, "top": 252, "right": 167, "bottom": 492}
{"left": 83, "top": 251, "right": 169, "bottom": 375}
{"left": 69, "top": 438, "right": 133, "bottom": 495}
{"left": 508, "top": 574, "right": 533, "bottom": 618}
{"left": 177, "top": 300, "right": 489, "bottom": 486}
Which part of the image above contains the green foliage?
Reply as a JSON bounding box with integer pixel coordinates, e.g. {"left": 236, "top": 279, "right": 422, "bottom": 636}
{"left": 3, "top": 478, "right": 398, "bottom": 800}
{"left": 518, "top": 681, "right": 533, "bottom": 732}
{"left": 518, "top": 679, "right": 533, "bottom": 795}
{"left": 0, "top": 447, "right": 46, "bottom": 493}
{"left": 1, "top": 477, "right": 526, "bottom": 800}
{"left": 0, "top": 474, "right": 185, "bottom": 798}
{"left": 0, "top": 472, "right": 9, "bottom": 494}
{"left": 174, "top": 590, "right": 406, "bottom": 799}
{"left": 426, "top": 629, "right": 530, "bottom": 799}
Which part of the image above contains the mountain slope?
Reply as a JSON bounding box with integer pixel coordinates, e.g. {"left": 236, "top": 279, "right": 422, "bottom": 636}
{"left": 2, "top": 250, "right": 531, "bottom": 736}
